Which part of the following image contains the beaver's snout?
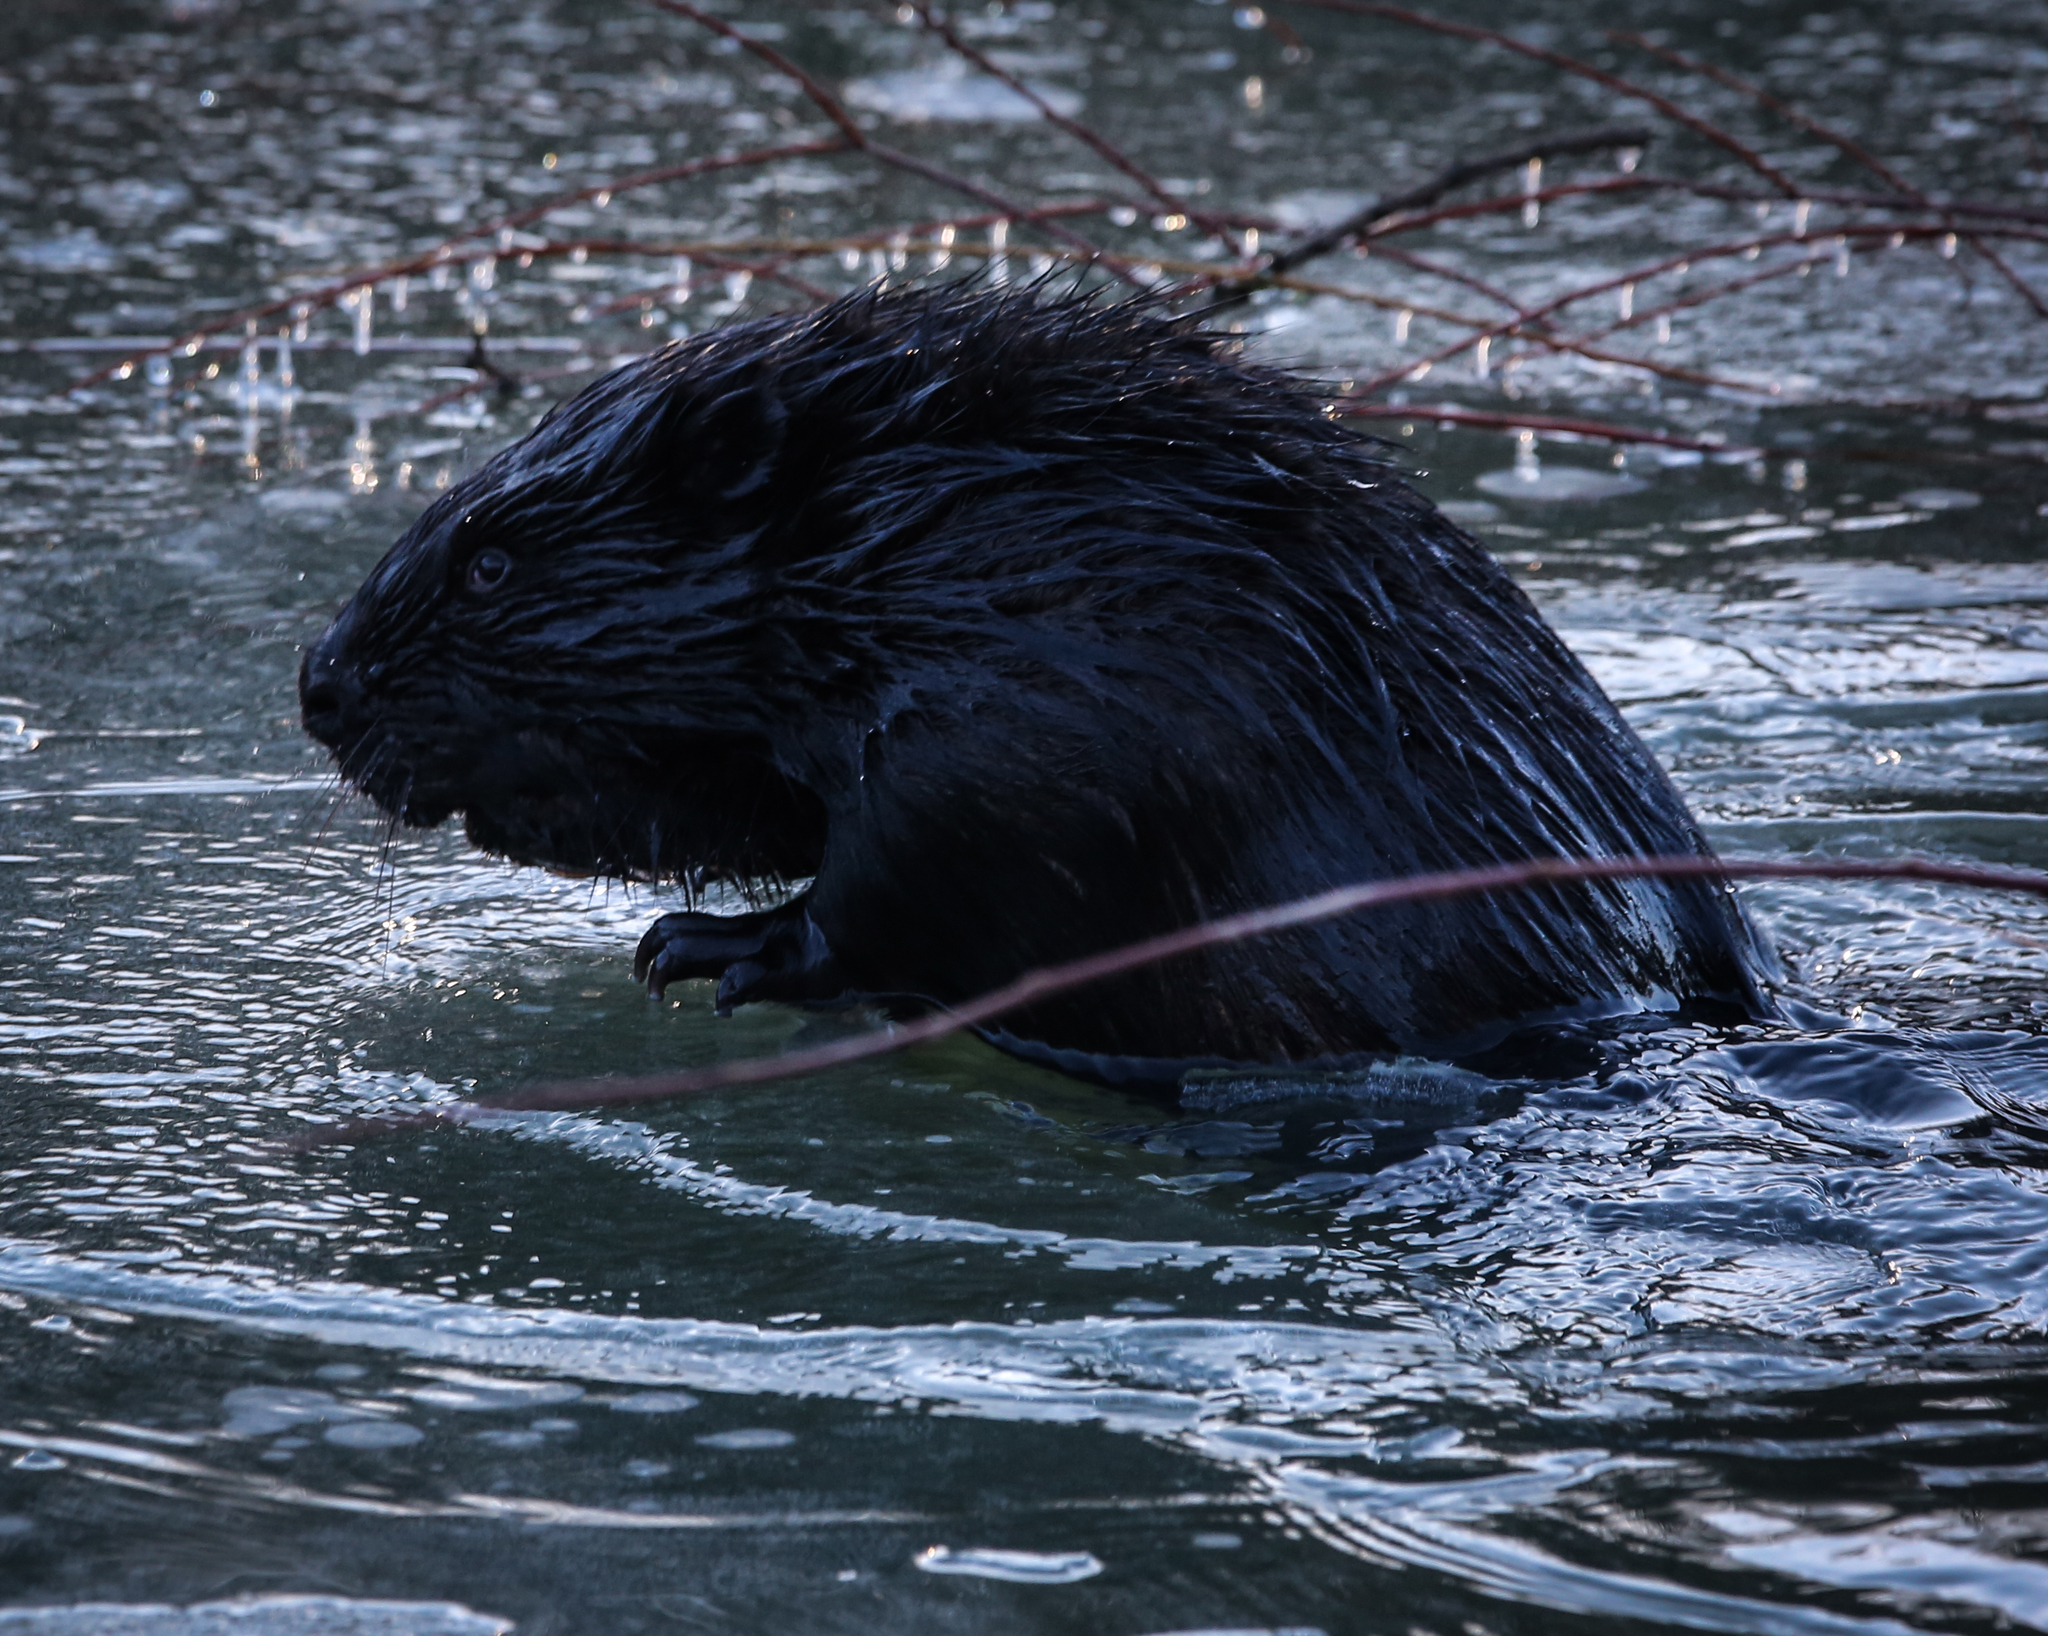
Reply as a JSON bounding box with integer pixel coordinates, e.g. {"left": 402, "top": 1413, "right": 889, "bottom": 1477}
{"left": 299, "top": 614, "right": 454, "bottom": 826}
{"left": 298, "top": 630, "right": 365, "bottom": 753}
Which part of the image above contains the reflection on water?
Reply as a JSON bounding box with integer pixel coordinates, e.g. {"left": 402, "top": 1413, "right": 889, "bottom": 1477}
{"left": 3, "top": 0, "right": 2048, "bottom": 1631}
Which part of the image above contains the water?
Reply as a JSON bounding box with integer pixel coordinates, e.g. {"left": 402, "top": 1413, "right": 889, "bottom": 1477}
{"left": 3, "top": 1, "right": 2048, "bottom": 1631}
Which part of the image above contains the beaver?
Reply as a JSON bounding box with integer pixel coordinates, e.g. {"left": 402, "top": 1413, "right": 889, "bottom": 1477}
{"left": 300, "top": 285, "right": 1775, "bottom": 1087}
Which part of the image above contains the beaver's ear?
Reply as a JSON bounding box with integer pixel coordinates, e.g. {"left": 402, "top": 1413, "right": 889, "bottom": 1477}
{"left": 680, "top": 378, "right": 789, "bottom": 503}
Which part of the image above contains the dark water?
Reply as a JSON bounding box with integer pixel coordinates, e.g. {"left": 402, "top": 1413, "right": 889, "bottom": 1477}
{"left": 3, "top": 1, "right": 2048, "bottom": 1632}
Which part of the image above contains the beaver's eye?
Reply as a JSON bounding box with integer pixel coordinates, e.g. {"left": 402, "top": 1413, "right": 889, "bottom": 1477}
{"left": 465, "top": 548, "right": 512, "bottom": 595}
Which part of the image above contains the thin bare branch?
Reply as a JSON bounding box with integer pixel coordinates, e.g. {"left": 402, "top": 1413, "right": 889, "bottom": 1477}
{"left": 68, "top": 139, "right": 853, "bottom": 391}
{"left": 1611, "top": 31, "right": 1910, "bottom": 193}
{"left": 905, "top": 1, "right": 1239, "bottom": 252}
{"left": 1347, "top": 223, "right": 2032, "bottom": 398}
{"left": 1610, "top": 29, "right": 2048, "bottom": 321}
{"left": 282, "top": 851, "right": 2048, "bottom": 1149}
{"left": 650, "top": 0, "right": 1125, "bottom": 277}
{"left": 1337, "top": 402, "right": 1747, "bottom": 453}
{"left": 1279, "top": 0, "right": 1804, "bottom": 194}
{"left": 1201, "top": 123, "right": 1654, "bottom": 311}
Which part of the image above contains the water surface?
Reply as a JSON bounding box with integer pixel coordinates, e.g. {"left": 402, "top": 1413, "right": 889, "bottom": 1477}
{"left": 3, "top": 2, "right": 2048, "bottom": 1632}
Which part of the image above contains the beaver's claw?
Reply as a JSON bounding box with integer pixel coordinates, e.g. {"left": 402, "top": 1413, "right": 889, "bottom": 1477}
{"left": 633, "top": 903, "right": 845, "bottom": 1014}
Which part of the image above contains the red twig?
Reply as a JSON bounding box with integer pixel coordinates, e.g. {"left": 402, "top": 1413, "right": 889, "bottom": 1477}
{"left": 1348, "top": 223, "right": 2023, "bottom": 399}
{"left": 1279, "top": 0, "right": 1803, "bottom": 195}
{"left": 1612, "top": 32, "right": 1907, "bottom": 192}
{"left": 905, "top": 1, "right": 1240, "bottom": 254}
{"left": 648, "top": 0, "right": 1128, "bottom": 280}
{"left": 411, "top": 358, "right": 609, "bottom": 417}
{"left": 282, "top": 853, "right": 2048, "bottom": 1150}
{"left": 585, "top": 248, "right": 836, "bottom": 313}
{"left": 1338, "top": 403, "right": 1747, "bottom": 454}
{"left": 1341, "top": 175, "right": 2048, "bottom": 248}
{"left": 1359, "top": 178, "right": 2048, "bottom": 251}
{"left": 68, "top": 140, "right": 853, "bottom": 392}
{"left": 1364, "top": 242, "right": 1530, "bottom": 314}
{"left": 1200, "top": 124, "right": 1655, "bottom": 312}
{"left": 1610, "top": 30, "right": 2048, "bottom": 320}
{"left": 1536, "top": 248, "right": 1834, "bottom": 359}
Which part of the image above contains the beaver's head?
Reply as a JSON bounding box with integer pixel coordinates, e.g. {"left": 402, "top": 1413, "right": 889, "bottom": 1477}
{"left": 303, "top": 284, "right": 1375, "bottom": 886}
{"left": 298, "top": 322, "right": 835, "bottom": 885}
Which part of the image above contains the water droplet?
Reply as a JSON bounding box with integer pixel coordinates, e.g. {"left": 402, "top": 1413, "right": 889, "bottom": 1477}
{"left": 1473, "top": 335, "right": 1490, "bottom": 378}
{"left": 197, "top": 89, "right": 217, "bottom": 108}
{"left": 1392, "top": 307, "right": 1412, "bottom": 344}
{"left": 146, "top": 354, "right": 171, "bottom": 390}
{"left": 888, "top": 232, "right": 909, "bottom": 272}
{"left": 670, "top": 256, "right": 692, "bottom": 302}
{"left": 1656, "top": 313, "right": 1672, "bottom": 344}
{"left": 496, "top": 227, "right": 514, "bottom": 254}
{"left": 839, "top": 247, "right": 861, "bottom": 272}
{"left": 542, "top": 152, "right": 559, "bottom": 170}
{"left": 390, "top": 274, "right": 408, "bottom": 313}
{"left": 1834, "top": 237, "right": 1850, "bottom": 276}
{"left": 1941, "top": 232, "right": 1958, "bottom": 259}
{"left": 11, "top": 1451, "right": 64, "bottom": 1473}
{"left": 1617, "top": 146, "right": 1642, "bottom": 174}
{"left": 1618, "top": 281, "right": 1634, "bottom": 321}
{"left": 723, "top": 269, "right": 752, "bottom": 305}
{"left": 929, "top": 222, "right": 956, "bottom": 271}
{"left": 594, "top": 189, "right": 612, "bottom": 209}
{"left": 350, "top": 285, "right": 373, "bottom": 356}
{"left": 570, "top": 245, "right": 588, "bottom": 266}
{"left": 1242, "top": 74, "right": 1264, "bottom": 111}
{"left": 116, "top": 361, "right": 134, "bottom": 380}
{"left": 1792, "top": 199, "right": 1811, "bottom": 238}
{"left": 989, "top": 218, "right": 1010, "bottom": 285}
{"left": 1232, "top": 5, "right": 1266, "bottom": 27}
{"left": 1153, "top": 213, "right": 1188, "bottom": 233}
{"left": 1522, "top": 157, "right": 1542, "bottom": 229}
{"left": 469, "top": 256, "right": 496, "bottom": 293}
{"left": 1243, "top": 225, "right": 1259, "bottom": 256}
{"left": 1109, "top": 205, "right": 1138, "bottom": 227}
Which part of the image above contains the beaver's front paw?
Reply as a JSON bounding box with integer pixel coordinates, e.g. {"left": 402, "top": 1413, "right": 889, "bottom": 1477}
{"left": 633, "top": 903, "right": 844, "bottom": 1013}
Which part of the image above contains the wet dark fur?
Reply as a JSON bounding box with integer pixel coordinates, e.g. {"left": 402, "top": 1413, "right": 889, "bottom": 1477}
{"left": 302, "top": 286, "right": 1774, "bottom": 1084}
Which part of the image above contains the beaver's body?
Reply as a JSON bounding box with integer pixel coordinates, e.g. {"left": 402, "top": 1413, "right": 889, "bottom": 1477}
{"left": 302, "top": 288, "right": 1773, "bottom": 1085}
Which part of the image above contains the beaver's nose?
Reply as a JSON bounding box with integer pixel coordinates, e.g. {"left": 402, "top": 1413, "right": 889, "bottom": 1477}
{"left": 299, "top": 626, "right": 367, "bottom": 748}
